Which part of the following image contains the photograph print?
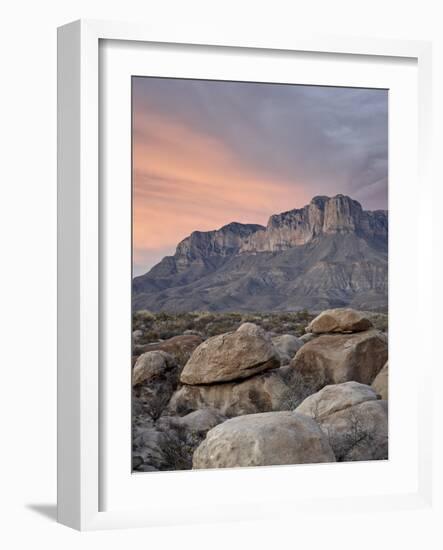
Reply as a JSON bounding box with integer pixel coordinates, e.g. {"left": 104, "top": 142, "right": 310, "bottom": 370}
{"left": 131, "top": 77, "right": 389, "bottom": 472}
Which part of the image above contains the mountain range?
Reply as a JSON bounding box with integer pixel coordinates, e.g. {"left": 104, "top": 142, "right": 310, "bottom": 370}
{"left": 133, "top": 194, "right": 388, "bottom": 313}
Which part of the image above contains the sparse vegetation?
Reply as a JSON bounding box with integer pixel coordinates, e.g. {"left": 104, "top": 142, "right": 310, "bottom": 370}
{"left": 133, "top": 309, "right": 317, "bottom": 345}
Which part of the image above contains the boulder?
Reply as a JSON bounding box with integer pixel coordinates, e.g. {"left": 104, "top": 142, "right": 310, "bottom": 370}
{"left": 132, "top": 350, "right": 178, "bottom": 386}
{"left": 167, "top": 366, "right": 295, "bottom": 417}
{"left": 157, "top": 408, "right": 227, "bottom": 436}
{"left": 133, "top": 409, "right": 227, "bottom": 472}
{"left": 372, "top": 361, "right": 388, "bottom": 400}
{"left": 193, "top": 411, "right": 336, "bottom": 469}
{"left": 132, "top": 351, "right": 180, "bottom": 420}
{"left": 307, "top": 308, "right": 373, "bottom": 334}
{"left": 180, "top": 323, "right": 279, "bottom": 385}
{"left": 320, "top": 400, "right": 388, "bottom": 461}
{"left": 296, "top": 381, "right": 379, "bottom": 419}
{"left": 290, "top": 329, "right": 388, "bottom": 397}
{"left": 133, "top": 334, "right": 203, "bottom": 366}
{"left": 132, "top": 427, "right": 181, "bottom": 471}
{"left": 272, "top": 334, "right": 304, "bottom": 365}
{"left": 295, "top": 382, "right": 388, "bottom": 461}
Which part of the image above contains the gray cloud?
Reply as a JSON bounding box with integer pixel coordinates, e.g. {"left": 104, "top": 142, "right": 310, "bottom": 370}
{"left": 133, "top": 77, "right": 388, "bottom": 210}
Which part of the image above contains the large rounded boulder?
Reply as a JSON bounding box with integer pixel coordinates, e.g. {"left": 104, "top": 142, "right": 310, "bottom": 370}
{"left": 321, "top": 400, "right": 388, "bottom": 461}
{"left": 180, "top": 323, "right": 279, "bottom": 385}
{"left": 192, "top": 411, "right": 335, "bottom": 469}
{"left": 295, "top": 381, "right": 388, "bottom": 461}
{"left": 296, "top": 381, "right": 379, "bottom": 419}
{"left": 306, "top": 308, "right": 373, "bottom": 334}
{"left": 290, "top": 329, "right": 388, "bottom": 397}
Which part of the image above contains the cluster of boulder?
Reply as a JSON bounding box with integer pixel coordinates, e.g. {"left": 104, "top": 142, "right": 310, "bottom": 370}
{"left": 132, "top": 308, "right": 388, "bottom": 471}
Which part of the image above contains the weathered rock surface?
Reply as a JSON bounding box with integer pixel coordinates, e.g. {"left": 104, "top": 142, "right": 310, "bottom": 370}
{"left": 133, "top": 409, "right": 228, "bottom": 472}
{"left": 132, "top": 427, "right": 180, "bottom": 471}
{"left": 306, "top": 308, "right": 373, "bottom": 334}
{"left": 295, "top": 382, "right": 388, "bottom": 461}
{"left": 132, "top": 351, "right": 180, "bottom": 420}
{"left": 272, "top": 334, "right": 304, "bottom": 365}
{"left": 320, "top": 400, "right": 388, "bottom": 461}
{"left": 133, "top": 195, "right": 388, "bottom": 313}
{"left": 372, "top": 361, "right": 388, "bottom": 400}
{"left": 180, "top": 323, "right": 279, "bottom": 385}
{"left": 290, "top": 329, "right": 388, "bottom": 397}
{"left": 167, "top": 366, "right": 295, "bottom": 417}
{"left": 296, "top": 381, "right": 379, "bottom": 419}
{"left": 133, "top": 334, "right": 203, "bottom": 366}
{"left": 193, "top": 411, "right": 336, "bottom": 469}
{"left": 132, "top": 350, "right": 177, "bottom": 386}
{"left": 300, "top": 332, "right": 318, "bottom": 344}
{"left": 157, "top": 408, "right": 227, "bottom": 436}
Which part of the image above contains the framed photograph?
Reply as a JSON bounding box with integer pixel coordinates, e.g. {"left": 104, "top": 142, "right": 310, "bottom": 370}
{"left": 57, "top": 19, "right": 433, "bottom": 530}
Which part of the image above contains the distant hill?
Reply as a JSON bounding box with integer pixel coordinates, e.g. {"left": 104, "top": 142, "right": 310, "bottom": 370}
{"left": 133, "top": 194, "right": 388, "bottom": 312}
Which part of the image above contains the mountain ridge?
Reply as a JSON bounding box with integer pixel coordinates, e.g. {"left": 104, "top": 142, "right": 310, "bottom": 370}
{"left": 133, "top": 194, "right": 388, "bottom": 313}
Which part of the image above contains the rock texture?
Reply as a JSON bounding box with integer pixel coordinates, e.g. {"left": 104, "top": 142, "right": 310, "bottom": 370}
{"left": 372, "top": 361, "right": 388, "bottom": 400}
{"left": 272, "top": 334, "right": 304, "bottom": 364}
{"left": 306, "top": 308, "right": 373, "bottom": 334}
{"left": 168, "top": 366, "right": 294, "bottom": 417}
{"left": 133, "top": 334, "right": 203, "bottom": 366}
{"left": 296, "top": 381, "right": 379, "bottom": 419}
{"left": 132, "top": 351, "right": 180, "bottom": 420}
{"left": 193, "top": 411, "right": 336, "bottom": 469}
{"left": 157, "top": 408, "right": 227, "bottom": 436}
{"left": 295, "top": 382, "right": 388, "bottom": 461}
{"left": 290, "top": 329, "right": 388, "bottom": 397}
{"left": 320, "top": 400, "right": 388, "bottom": 461}
{"left": 132, "top": 312, "right": 390, "bottom": 471}
{"left": 180, "top": 323, "right": 279, "bottom": 384}
{"left": 133, "top": 195, "right": 388, "bottom": 312}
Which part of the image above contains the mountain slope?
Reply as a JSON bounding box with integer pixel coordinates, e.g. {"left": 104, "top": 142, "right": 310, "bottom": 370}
{"left": 133, "top": 195, "right": 388, "bottom": 313}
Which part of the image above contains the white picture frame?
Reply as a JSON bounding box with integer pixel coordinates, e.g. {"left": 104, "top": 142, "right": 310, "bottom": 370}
{"left": 57, "top": 19, "right": 433, "bottom": 531}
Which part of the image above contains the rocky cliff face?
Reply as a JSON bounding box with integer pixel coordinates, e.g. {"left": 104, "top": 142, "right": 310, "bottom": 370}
{"left": 240, "top": 195, "right": 387, "bottom": 253}
{"left": 133, "top": 195, "right": 388, "bottom": 312}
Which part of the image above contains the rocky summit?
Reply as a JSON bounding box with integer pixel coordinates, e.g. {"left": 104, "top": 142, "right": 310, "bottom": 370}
{"left": 133, "top": 194, "right": 388, "bottom": 312}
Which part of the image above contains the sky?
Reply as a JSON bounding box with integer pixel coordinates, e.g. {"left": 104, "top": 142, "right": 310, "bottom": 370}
{"left": 132, "top": 77, "right": 388, "bottom": 276}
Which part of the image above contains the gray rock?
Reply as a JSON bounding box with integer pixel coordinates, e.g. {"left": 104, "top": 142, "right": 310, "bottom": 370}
{"left": 321, "top": 400, "right": 388, "bottom": 461}
{"left": 295, "top": 382, "right": 388, "bottom": 461}
{"left": 307, "top": 308, "right": 373, "bottom": 334}
{"left": 132, "top": 351, "right": 180, "bottom": 420}
{"left": 132, "top": 427, "right": 179, "bottom": 470}
{"left": 296, "top": 381, "right": 379, "bottom": 420}
{"left": 157, "top": 408, "right": 227, "bottom": 436}
{"left": 272, "top": 334, "right": 304, "bottom": 365}
{"left": 132, "top": 350, "right": 177, "bottom": 386}
{"left": 133, "top": 334, "right": 203, "bottom": 366}
{"left": 300, "top": 332, "right": 317, "bottom": 344}
{"left": 193, "top": 411, "right": 336, "bottom": 469}
{"left": 372, "top": 361, "right": 388, "bottom": 400}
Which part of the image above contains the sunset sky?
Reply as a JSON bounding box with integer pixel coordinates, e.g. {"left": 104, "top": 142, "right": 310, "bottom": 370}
{"left": 132, "top": 77, "right": 388, "bottom": 276}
